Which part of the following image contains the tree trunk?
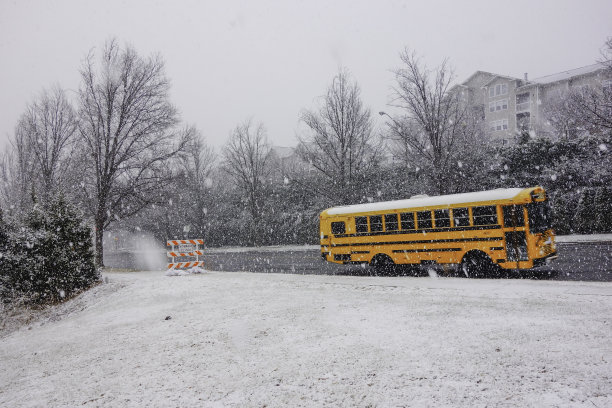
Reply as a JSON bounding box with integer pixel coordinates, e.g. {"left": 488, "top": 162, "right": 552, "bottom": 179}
{"left": 95, "top": 214, "right": 105, "bottom": 268}
{"left": 250, "top": 189, "right": 259, "bottom": 246}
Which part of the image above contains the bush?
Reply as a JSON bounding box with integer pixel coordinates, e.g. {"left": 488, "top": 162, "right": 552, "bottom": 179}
{"left": 0, "top": 195, "right": 100, "bottom": 304}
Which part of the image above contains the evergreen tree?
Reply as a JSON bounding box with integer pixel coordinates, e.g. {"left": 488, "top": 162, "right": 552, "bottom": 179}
{"left": 0, "top": 209, "right": 13, "bottom": 300}
{"left": 1, "top": 194, "right": 100, "bottom": 304}
{"left": 24, "top": 194, "right": 100, "bottom": 302}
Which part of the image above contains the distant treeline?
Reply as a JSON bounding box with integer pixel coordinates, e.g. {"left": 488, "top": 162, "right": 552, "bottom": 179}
{"left": 1, "top": 38, "right": 610, "bottom": 266}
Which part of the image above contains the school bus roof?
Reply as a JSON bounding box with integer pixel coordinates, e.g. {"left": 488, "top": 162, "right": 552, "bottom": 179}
{"left": 322, "top": 187, "right": 541, "bottom": 217}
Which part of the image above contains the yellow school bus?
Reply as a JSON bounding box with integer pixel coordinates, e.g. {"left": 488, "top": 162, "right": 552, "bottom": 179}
{"left": 319, "top": 187, "right": 557, "bottom": 276}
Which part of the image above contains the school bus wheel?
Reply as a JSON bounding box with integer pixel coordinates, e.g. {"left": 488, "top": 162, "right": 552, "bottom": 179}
{"left": 370, "top": 254, "right": 395, "bottom": 275}
{"left": 461, "top": 250, "right": 497, "bottom": 278}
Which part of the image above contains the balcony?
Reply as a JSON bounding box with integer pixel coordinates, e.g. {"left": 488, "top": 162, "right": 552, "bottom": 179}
{"left": 516, "top": 101, "right": 531, "bottom": 113}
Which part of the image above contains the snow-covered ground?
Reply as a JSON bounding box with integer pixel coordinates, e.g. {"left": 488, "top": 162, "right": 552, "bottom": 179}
{"left": 1, "top": 271, "right": 610, "bottom": 407}
{"left": 556, "top": 233, "right": 612, "bottom": 243}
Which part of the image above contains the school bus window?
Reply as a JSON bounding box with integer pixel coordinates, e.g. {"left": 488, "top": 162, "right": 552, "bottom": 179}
{"left": 370, "top": 215, "right": 383, "bottom": 232}
{"left": 503, "top": 205, "right": 525, "bottom": 228}
{"left": 453, "top": 207, "right": 470, "bottom": 227}
{"left": 473, "top": 206, "right": 498, "bottom": 226}
{"left": 417, "top": 211, "right": 433, "bottom": 229}
{"left": 434, "top": 209, "right": 451, "bottom": 228}
{"left": 355, "top": 216, "right": 368, "bottom": 233}
{"left": 384, "top": 214, "right": 399, "bottom": 231}
{"left": 527, "top": 201, "right": 552, "bottom": 233}
{"left": 331, "top": 221, "right": 346, "bottom": 235}
{"left": 400, "top": 212, "right": 415, "bottom": 230}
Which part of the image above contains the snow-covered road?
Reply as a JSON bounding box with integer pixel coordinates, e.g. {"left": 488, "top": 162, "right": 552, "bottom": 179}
{"left": 1, "top": 271, "right": 611, "bottom": 407}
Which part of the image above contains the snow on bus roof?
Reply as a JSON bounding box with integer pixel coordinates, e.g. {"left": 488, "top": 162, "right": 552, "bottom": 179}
{"left": 325, "top": 188, "right": 528, "bottom": 216}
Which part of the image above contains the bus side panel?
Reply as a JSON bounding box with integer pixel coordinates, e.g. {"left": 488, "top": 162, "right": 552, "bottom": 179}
{"left": 319, "top": 216, "right": 331, "bottom": 262}
{"left": 322, "top": 216, "right": 353, "bottom": 264}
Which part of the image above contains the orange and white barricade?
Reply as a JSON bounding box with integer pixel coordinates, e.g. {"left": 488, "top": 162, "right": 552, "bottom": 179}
{"left": 167, "top": 239, "right": 204, "bottom": 270}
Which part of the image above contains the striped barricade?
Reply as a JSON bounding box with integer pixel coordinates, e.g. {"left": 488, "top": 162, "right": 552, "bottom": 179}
{"left": 166, "top": 239, "right": 204, "bottom": 270}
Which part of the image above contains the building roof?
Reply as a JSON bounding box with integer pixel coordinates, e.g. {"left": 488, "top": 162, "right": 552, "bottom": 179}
{"left": 481, "top": 74, "right": 522, "bottom": 88}
{"left": 529, "top": 63, "right": 605, "bottom": 85}
{"left": 460, "top": 70, "right": 497, "bottom": 85}
{"left": 450, "top": 71, "right": 497, "bottom": 93}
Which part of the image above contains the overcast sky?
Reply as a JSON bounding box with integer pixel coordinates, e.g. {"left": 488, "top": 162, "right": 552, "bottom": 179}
{"left": 1, "top": 0, "right": 611, "bottom": 152}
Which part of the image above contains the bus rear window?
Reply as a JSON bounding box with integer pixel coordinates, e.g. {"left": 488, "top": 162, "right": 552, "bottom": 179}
{"left": 384, "top": 214, "right": 399, "bottom": 231}
{"left": 355, "top": 216, "right": 368, "bottom": 233}
{"left": 473, "top": 206, "right": 498, "bottom": 226}
{"left": 400, "top": 212, "right": 415, "bottom": 230}
{"left": 331, "top": 221, "right": 346, "bottom": 235}
{"left": 417, "top": 211, "right": 433, "bottom": 229}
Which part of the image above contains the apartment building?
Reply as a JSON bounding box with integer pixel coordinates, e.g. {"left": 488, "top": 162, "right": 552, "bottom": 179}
{"left": 455, "top": 62, "right": 611, "bottom": 144}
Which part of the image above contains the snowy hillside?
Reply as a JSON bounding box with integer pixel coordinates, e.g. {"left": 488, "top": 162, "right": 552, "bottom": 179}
{"left": 1, "top": 271, "right": 610, "bottom": 407}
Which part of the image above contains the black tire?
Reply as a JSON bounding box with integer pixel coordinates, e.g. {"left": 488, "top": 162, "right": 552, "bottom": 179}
{"left": 461, "top": 251, "right": 497, "bottom": 278}
{"left": 370, "top": 254, "right": 395, "bottom": 276}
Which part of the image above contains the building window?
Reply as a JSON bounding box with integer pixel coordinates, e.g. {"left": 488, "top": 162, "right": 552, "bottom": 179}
{"left": 516, "top": 112, "right": 530, "bottom": 132}
{"left": 489, "top": 99, "right": 509, "bottom": 112}
{"left": 490, "top": 119, "right": 509, "bottom": 131}
{"left": 488, "top": 83, "right": 508, "bottom": 97}
{"left": 516, "top": 93, "right": 530, "bottom": 112}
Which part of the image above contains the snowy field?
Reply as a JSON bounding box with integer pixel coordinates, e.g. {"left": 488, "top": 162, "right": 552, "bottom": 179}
{"left": 1, "top": 271, "right": 611, "bottom": 407}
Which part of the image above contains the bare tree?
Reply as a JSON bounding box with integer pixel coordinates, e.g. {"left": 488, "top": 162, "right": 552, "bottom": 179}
{"left": 0, "top": 148, "right": 29, "bottom": 214}
{"left": 117, "top": 130, "right": 217, "bottom": 244}
{"left": 173, "top": 130, "right": 216, "bottom": 238}
{"left": 7, "top": 127, "right": 36, "bottom": 211}
{"left": 78, "top": 39, "right": 191, "bottom": 266}
{"left": 183, "top": 131, "right": 216, "bottom": 193}
{"left": 564, "top": 87, "right": 612, "bottom": 137}
{"left": 297, "top": 69, "right": 380, "bottom": 204}
{"left": 222, "top": 119, "right": 271, "bottom": 246}
{"left": 542, "top": 90, "right": 584, "bottom": 140}
{"left": 601, "top": 36, "right": 612, "bottom": 71}
{"left": 555, "top": 38, "right": 612, "bottom": 138}
{"left": 545, "top": 88, "right": 611, "bottom": 141}
{"left": 540, "top": 39, "right": 612, "bottom": 141}
{"left": 385, "top": 50, "right": 470, "bottom": 194}
{"left": 6, "top": 86, "right": 77, "bottom": 208}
